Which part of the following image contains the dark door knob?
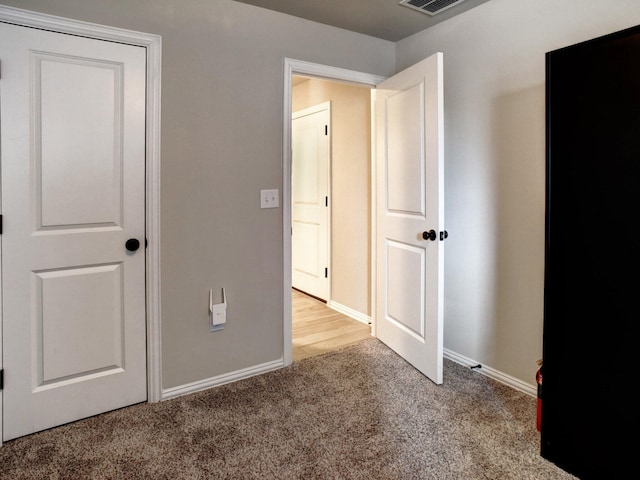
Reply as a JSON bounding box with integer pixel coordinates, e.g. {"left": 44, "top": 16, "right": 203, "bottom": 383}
{"left": 422, "top": 230, "right": 437, "bottom": 241}
{"left": 125, "top": 238, "right": 140, "bottom": 252}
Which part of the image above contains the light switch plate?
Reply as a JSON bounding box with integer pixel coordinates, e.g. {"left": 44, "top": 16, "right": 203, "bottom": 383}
{"left": 260, "top": 189, "right": 279, "bottom": 208}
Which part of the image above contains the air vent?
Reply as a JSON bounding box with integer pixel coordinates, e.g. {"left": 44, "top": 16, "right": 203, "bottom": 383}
{"left": 399, "top": 0, "right": 468, "bottom": 16}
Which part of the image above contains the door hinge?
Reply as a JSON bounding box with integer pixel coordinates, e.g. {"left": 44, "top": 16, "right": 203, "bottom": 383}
{"left": 325, "top": 196, "right": 328, "bottom": 207}
{"left": 325, "top": 125, "right": 328, "bottom": 135}
{"left": 0, "top": 369, "right": 3, "bottom": 390}
{"left": 0, "top": 214, "right": 3, "bottom": 234}
{"left": 325, "top": 267, "right": 328, "bottom": 278}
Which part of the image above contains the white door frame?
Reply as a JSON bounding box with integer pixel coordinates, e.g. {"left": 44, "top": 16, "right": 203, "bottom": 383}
{"left": 0, "top": 5, "right": 162, "bottom": 444}
{"left": 283, "top": 58, "right": 385, "bottom": 365}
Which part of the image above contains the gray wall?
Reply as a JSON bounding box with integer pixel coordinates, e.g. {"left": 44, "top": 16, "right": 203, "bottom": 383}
{"left": 2, "top": 0, "right": 394, "bottom": 389}
{"left": 5, "top": 0, "right": 640, "bottom": 394}
{"left": 396, "top": 0, "right": 640, "bottom": 385}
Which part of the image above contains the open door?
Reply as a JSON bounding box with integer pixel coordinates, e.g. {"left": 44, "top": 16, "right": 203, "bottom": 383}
{"left": 374, "top": 52, "right": 444, "bottom": 384}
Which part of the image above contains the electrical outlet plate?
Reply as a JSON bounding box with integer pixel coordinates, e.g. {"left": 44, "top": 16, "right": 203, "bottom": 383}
{"left": 260, "top": 189, "right": 279, "bottom": 208}
{"left": 210, "top": 323, "right": 224, "bottom": 332}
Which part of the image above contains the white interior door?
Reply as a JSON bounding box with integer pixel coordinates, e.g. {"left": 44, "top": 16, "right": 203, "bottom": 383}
{"left": 0, "top": 22, "right": 147, "bottom": 441}
{"left": 292, "top": 102, "right": 330, "bottom": 300}
{"left": 374, "top": 53, "right": 444, "bottom": 384}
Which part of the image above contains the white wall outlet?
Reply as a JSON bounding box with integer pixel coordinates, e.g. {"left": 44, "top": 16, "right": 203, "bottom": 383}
{"left": 260, "top": 189, "right": 279, "bottom": 208}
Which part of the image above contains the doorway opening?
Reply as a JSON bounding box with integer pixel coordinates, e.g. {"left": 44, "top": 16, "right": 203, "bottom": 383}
{"left": 284, "top": 54, "right": 446, "bottom": 384}
{"left": 285, "top": 62, "right": 385, "bottom": 363}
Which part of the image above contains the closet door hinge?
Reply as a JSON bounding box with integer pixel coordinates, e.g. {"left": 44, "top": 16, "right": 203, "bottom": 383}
{"left": 0, "top": 214, "right": 3, "bottom": 234}
{"left": 325, "top": 267, "right": 328, "bottom": 278}
{"left": 0, "top": 369, "right": 4, "bottom": 391}
{"left": 325, "top": 125, "right": 328, "bottom": 135}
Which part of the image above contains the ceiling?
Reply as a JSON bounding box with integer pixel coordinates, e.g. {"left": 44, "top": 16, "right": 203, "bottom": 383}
{"left": 233, "top": 0, "right": 490, "bottom": 42}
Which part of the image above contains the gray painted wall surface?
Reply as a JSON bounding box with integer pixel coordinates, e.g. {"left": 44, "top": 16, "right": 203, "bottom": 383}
{"left": 396, "top": 0, "right": 640, "bottom": 385}
{"left": 2, "top": 0, "right": 394, "bottom": 389}
{"left": 5, "top": 0, "right": 640, "bottom": 394}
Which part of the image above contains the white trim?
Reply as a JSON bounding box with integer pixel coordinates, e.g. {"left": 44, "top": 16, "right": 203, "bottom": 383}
{"left": 0, "top": 5, "right": 163, "bottom": 443}
{"left": 283, "top": 58, "right": 385, "bottom": 368}
{"left": 370, "top": 90, "right": 378, "bottom": 338}
{"left": 286, "top": 59, "right": 387, "bottom": 87}
{"left": 444, "top": 349, "right": 537, "bottom": 397}
{"left": 145, "top": 39, "right": 163, "bottom": 403}
{"left": 162, "top": 359, "right": 285, "bottom": 400}
{"left": 0, "top": 5, "right": 158, "bottom": 46}
{"left": 327, "top": 301, "right": 371, "bottom": 325}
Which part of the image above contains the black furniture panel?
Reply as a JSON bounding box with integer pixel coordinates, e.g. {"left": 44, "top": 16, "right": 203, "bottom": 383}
{"left": 542, "top": 25, "right": 640, "bottom": 479}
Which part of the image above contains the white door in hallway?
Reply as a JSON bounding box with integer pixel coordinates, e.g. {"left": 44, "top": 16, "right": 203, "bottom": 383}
{"left": 0, "top": 22, "right": 147, "bottom": 441}
{"left": 374, "top": 53, "right": 445, "bottom": 384}
{"left": 291, "top": 102, "right": 330, "bottom": 300}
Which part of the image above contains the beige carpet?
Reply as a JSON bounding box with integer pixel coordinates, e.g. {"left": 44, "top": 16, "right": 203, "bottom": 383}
{"left": 0, "top": 338, "right": 576, "bottom": 479}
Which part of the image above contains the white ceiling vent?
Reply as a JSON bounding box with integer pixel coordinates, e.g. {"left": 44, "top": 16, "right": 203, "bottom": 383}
{"left": 399, "top": 0, "right": 468, "bottom": 16}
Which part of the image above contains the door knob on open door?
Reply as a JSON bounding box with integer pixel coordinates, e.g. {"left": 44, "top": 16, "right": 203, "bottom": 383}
{"left": 422, "top": 230, "right": 437, "bottom": 241}
{"left": 125, "top": 238, "right": 140, "bottom": 252}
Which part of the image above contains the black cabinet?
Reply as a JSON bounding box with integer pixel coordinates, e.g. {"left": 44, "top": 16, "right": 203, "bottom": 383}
{"left": 542, "top": 25, "right": 640, "bottom": 479}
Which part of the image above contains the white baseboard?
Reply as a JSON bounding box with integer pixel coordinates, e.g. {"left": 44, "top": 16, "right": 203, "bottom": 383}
{"left": 327, "top": 300, "right": 371, "bottom": 325}
{"left": 161, "top": 358, "right": 284, "bottom": 401}
{"left": 444, "top": 349, "right": 537, "bottom": 397}
{"left": 161, "top": 346, "right": 535, "bottom": 403}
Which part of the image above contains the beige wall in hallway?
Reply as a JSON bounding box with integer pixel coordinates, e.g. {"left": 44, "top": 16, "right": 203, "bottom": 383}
{"left": 292, "top": 78, "right": 371, "bottom": 316}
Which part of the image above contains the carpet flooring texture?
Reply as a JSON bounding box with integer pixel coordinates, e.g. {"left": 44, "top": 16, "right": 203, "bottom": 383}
{"left": 0, "top": 338, "right": 576, "bottom": 479}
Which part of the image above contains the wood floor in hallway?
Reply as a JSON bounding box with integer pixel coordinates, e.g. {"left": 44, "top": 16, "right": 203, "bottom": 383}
{"left": 292, "top": 288, "right": 372, "bottom": 361}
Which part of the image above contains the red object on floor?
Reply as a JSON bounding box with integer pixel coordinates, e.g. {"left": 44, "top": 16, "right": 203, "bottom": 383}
{"left": 536, "top": 366, "right": 543, "bottom": 432}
